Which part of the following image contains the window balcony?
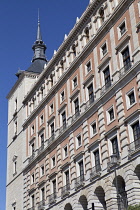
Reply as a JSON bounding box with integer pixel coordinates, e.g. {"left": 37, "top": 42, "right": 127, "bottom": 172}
{"left": 107, "top": 154, "right": 121, "bottom": 171}
{"left": 61, "top": 183, "right": 70, "bottom": 197}
{"left": 49, "top": 192, "right": 57, "bottom": 204}
{"left": 59, "top": 123, "right": 68, "bottom": 135}
{"left": 90, "top": 164, "right": 101, "bottom": 180}
{"left": 128, "top": 138, "right": 140, "bottom": 156}
{"left": 38, "top": 200, "right": 45, "bottom": 209}
{"left": 28, "top": 153, "right": 35, "bottom": 163}
{"left": 72, "top": 111, "right": 80, "bottom": 122}
{"left": 85, "top": 96, "right": 94, "bottom": 109}
{"left": 100, "top": 80, "right": 112, "bottom": 95}
{"left": 48, "top": 134, "right": 55, "bottom": 145}
{"left": 119, "top": 62, "right": 132, "bottom": 78}
{"left": 38, "top": 144, "right": 44, "bottom": 155}
{"left": 75, "top": 174, "right": 85, "bottom": 190}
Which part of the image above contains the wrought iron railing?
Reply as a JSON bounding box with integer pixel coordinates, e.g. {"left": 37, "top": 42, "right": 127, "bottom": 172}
{"left": 90, "top": 164, "right": 101, "bottom": 179}
{"left": 61, "top": 183, "right": 70, "bottom": 197}
{"left": 28, "top": 153, "right": 35, "bottom": 163}
{"left": 49, "top": 192, "right": 57, "bottom": 204}
{"left": 129, "top": 138, "right": 140, "bottom": 154}
{"left": 100, "top": 80, "right": 112, "bottom": 95}
{"left": 75, "top": 174, "right": 84, "bottom": 189}
{"left": 72, "top": 111, "right": 80, "bottom": 122}
{"left": 119, "top": 62, "right": 132, "bottom": 78}
{"left": 59, "top": 123, "right": 68, "bottom": 135}
{"left": 48, "top": 134, "right": 55, "bottom": 145}
{"left": 107, "top": 153, "right": 120, "bottom": 169}
{"left": 85, "top": 96, "right": 94, "bottom": 109}
{"left": 38, "top": 199, "right": 45, "bottom": 209}
{"left": 38, "top": 144, "right": 44, "bottom": 155}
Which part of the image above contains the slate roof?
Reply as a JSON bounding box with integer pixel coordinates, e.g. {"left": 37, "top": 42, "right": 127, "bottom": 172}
{"left": 26, "top": 59, "right": 47, "bottom": 74}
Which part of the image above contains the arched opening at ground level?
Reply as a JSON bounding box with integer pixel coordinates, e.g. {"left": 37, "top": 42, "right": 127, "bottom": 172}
{"left": 113, "top": 175, "right": 128, "bottom": 209}
{"left": 94, "top": 186, "right": 106, "bottom": 209}
{"left": 64, "top": 203, "right": 73, "bottom": 210}
{"left": 79, "top": 195, "right": 88, "bottom": 210}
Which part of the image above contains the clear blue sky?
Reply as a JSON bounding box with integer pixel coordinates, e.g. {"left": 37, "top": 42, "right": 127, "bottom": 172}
{"left": 0, "top": 1, "right": 89, "bottom": 209}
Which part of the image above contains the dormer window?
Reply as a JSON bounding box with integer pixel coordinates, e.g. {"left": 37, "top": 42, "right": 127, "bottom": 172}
{"left": 85, "top": 28, "right": 89, "bottom": 43}
{"left": 72, "top": 44, "right": 76, "bottom": 57}
{"left": 99, "top": 7, "right": 105, "bottom": 25}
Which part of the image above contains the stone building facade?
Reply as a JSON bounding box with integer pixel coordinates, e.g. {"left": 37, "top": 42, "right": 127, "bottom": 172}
{"left": 6, "top": 0, "right": 140, "bottom": 209}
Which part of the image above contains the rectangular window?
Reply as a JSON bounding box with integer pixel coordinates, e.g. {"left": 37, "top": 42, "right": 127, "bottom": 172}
{"left": 119, "top": 22, "right": 126, "bottom": 36}
{"left": 86, "top": 61, "right": 91, "bottom": 73}
{"left": 31, "top": 125, "right": 35, "bottom": 135}
{"left": 77, "top": 135, "right": 82, "bottom": 148}
{"left": 109, "top": 108, "right": 114, "bottom": 121}
{"left": 111, "top": 137, "right": 119, "bottom": 155}
{"left": 50, "top": 122, "right": 54, "bottom": 137}
{"left": 31, "top": 173, "right": 35, "bottom": 184}
{"left": 126, "top": 89, "right": 136, "bottom": 109}
{"left": 31, "top": 143, "right": 35, "bottom": 156}
{"left": 73, "top": 77, "right": 77, "bottom": 89}
{"left": 50, "top": 104, "right": 54, "bottom": 115}
{"left": 52, "top": 179, "right": 56, "bottom": 193}
{"left": 65, "top": 170, "right": 69, "bottom": 185}
{"left": 101, "top": 43, "right": 107, "bottom": 56}
{"left": 61, "top": 111, "right": 66, "bottom": 127}
{"left": 103, "top": 66, "right": 111, "bottom": 88}
{"left": 31, "top": 194, "right": 35, "bottom": 207}
{"left": 91, "top": 122, "right": 97, "bottom": 136}
{"left": 40, "top": 165, "right": 45, "bottom": 176}
{"left": 74, "top": 98, "right": 79, "bottom": 115}
{"left": 15, "top": 98, "right": 17, "bottom": 112}
{"left": 41, "top": 187, "right": 45, "bottom": 201}
{"left": 79, "top": 161, "right": 84, "bottom": 176}
{"left": 40, "top": 115, "right": 44, "bottom": 125}
{"left": 132, "top": 122, "right": 140, "bottom": 141}
{"left": 88, "top": 83, "right": 94, "bottom": 102}
{"left": 52, "top": 156, "right": 56, "bottom": 168}
{"left": 122, "top": 46, "right": 131, "bottom": 70}
{"left": 60, "top": 91, "right": 65, "bottom": 103}
{"left": 63, "top": 145, "right": 68, "bottom": 158}
{"left": 94, "top": 149, "right": 100, "bottom": 170}
{"left": 40, "top": 133, "right": 44, "bottom": 146}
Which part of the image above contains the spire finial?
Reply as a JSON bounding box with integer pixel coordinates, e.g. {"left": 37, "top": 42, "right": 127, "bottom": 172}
{"left": 32, "top": 10, "right": 47, "bottom": 62}
{"left": 38, "top": 8, "right": 40, "bottom": 23}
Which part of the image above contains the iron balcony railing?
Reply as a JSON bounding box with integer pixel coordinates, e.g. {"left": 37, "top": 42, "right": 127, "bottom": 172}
{"left": 28, "top": 153, "right": 35, "bottom": 163}
{"left": 85, "top": 96, "right": 94, "bottom": 109}
{"left": 61, "top": 183, "right": 70, "bottom": 197}
{"left": 38, "top": 199, "right": 45, "bottom": 209}
{"left": 48, "top": 134, "right": 55, "bottom": 145}
{"left": 90, "top": 164, "right": 101, "bottom": 180}
{"left": 72, "top": 111, "right": 80, "bottom": 122}
{"left": 119, "top": 62, "right": 132, "bottom": 78}
{"left": 38, "top": 144, "right": 44, "bottom": 155}
{"left": 59, "top": 123, "right": 68, "bottom": 135}
{"left": 129, "top": 138, "right": 140, "bottom": 154}
{"left": 100, "top": 80, "right": 112, "bottom": 95}
{"left": 75, "top": 174, "right": 85, "bottom": 189}
{"left": 49, "top": 192, "right": 57, "bottom": 204}
{"left": 107, "top": 153, "right": 120, "bottom": 170}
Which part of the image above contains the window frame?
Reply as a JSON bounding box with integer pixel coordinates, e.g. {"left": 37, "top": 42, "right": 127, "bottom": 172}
{"left": 51, "top": 155, "right": 56, "bottom": 169}
{"left": 60, "top": 90, "right": 65, "bottom": 103}
{"left": 40, "top": 165, "right": 45, "bottom": 177}
{"left": 100, "top": 42, "right": 108, "bottom": 59}
{"left": 118, "top": 19, "right": 127, "bottom": 39}
{"left": 90, "top": 120, "right": 97, "bottom": 138}
{"left": 76, "top": 134, "right": 82, "bottom": 149}
{"left": 106, "top": 105, "right": 115, "bottom": 125}
{"left": 125, "top": 88, "right": 136, "bottom": 110}
{"left": 72, "top": 76, "right": 78, "bottom": 90}
{"left": 85, "top": 60, "right": 92, "bottom": 75}
{"left": 63, "top": 144, "right": 68, "bottom": 159}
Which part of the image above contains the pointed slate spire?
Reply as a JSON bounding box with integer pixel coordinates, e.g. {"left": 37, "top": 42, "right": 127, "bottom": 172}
{"left": 32, "top": 9, "right": 47, "bottom": 62}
